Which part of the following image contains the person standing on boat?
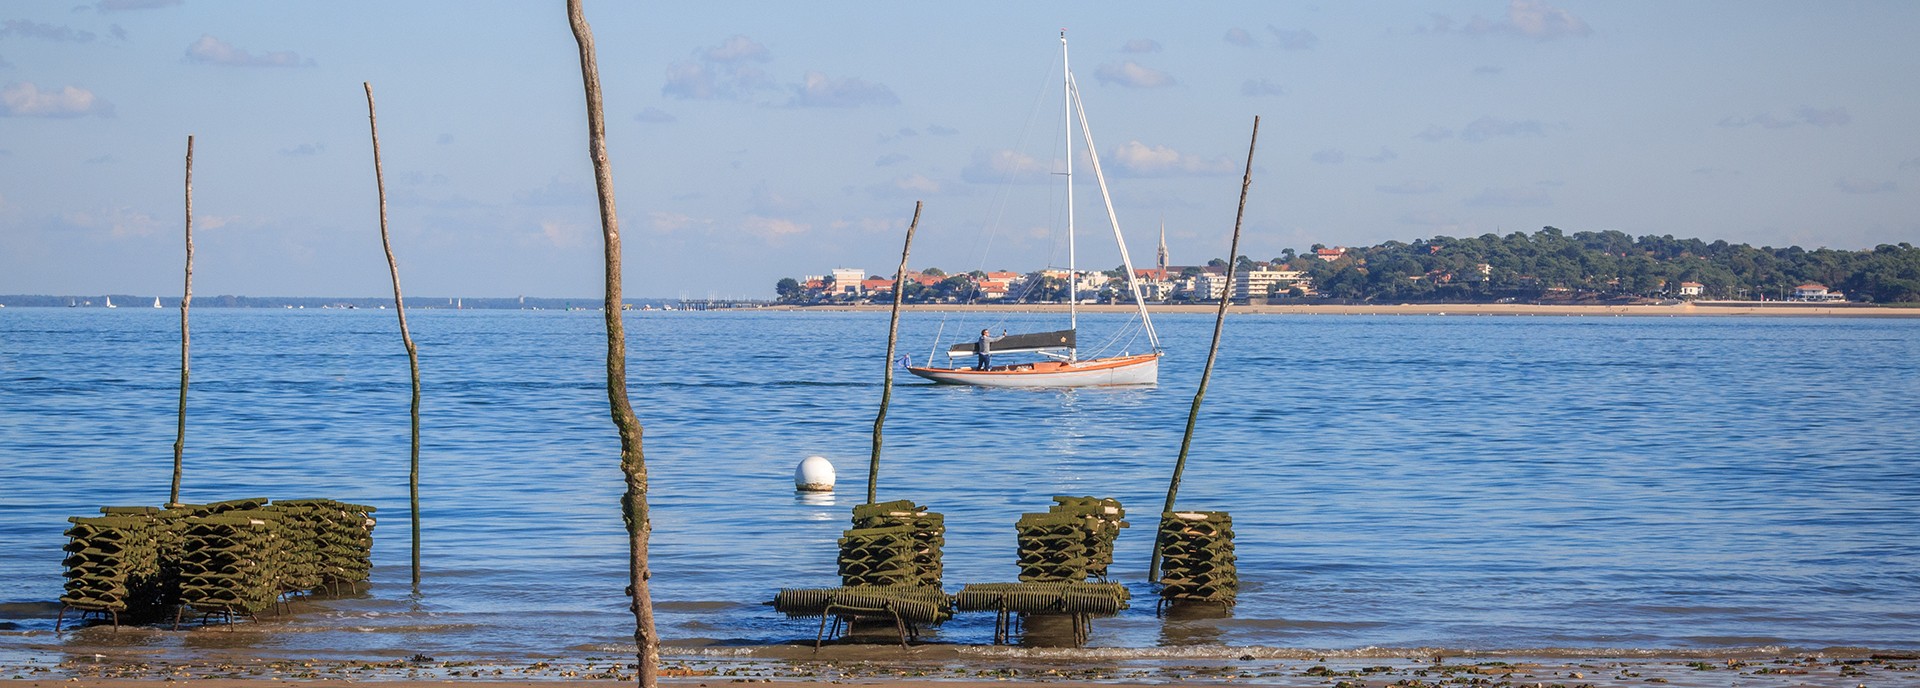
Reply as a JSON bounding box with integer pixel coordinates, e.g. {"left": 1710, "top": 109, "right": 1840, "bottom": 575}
{"left": 975, "top": 329, "right": 1005, "bottom": 370}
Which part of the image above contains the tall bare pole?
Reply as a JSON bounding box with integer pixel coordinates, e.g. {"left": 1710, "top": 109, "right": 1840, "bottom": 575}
{"left": 1149, "top": 116, "right": 1259, "bottom": 583}
{"left": 364, "top": 82, "right": 424, "bottom": 591}
{"left": 566, "top": 2, "right": 656, "bottom": 685}
{"left": 169, "top": 135, "right": 193, "bottom": 507}
{"left": 867, "top": 202, "right": 921, "bottom": 504}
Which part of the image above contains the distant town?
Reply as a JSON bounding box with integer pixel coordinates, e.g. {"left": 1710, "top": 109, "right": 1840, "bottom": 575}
{"left": 8, "top": 229, "right": 1915, "bottom": 310}
{"left": 778, "top": 228, "right": 1920, "bottom": 306}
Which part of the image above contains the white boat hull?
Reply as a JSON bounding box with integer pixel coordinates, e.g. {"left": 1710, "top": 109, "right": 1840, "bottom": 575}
{"left": 906, "top": 353, "right": 1159, "bottom": 388}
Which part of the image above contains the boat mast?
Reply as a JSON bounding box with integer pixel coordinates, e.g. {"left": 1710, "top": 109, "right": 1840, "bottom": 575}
{"left": 1061, "top": 29, "right": 1078, "bottom": 359}
{"left": 1067, "top": 75, "right": 1162, "bottom": 351}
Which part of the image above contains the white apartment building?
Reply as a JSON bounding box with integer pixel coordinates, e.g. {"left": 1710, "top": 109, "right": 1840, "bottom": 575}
{"left": 1186, "top": 273, "right": 1230, "bottom": 300}
{"left": 828, "top": 267, "right": 865, "bottom": 296}
{"left": 1234, "top": 269, "right": 1310, "bottom": 299}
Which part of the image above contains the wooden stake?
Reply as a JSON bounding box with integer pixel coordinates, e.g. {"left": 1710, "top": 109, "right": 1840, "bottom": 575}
{"left": 364, "top": 82, "right": 424, "bottom": 591}
{"left": 1149, "top": 116, "right": 1259, "bottom": 583}
{"left": 868, "top": 202, "right": 922, "bottom": 505}
{"left": 169, "top": 135, "right": 193, "bottom": 507}
{"left": 566, "top": 2, "right": 656, "bottom": 685}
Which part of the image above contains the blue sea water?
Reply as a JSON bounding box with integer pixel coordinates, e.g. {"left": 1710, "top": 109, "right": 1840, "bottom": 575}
{"left": 1, "top": 307, "right": 1916, "bottom": 660}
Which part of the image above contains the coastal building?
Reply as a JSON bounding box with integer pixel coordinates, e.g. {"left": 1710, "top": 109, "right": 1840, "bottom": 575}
{"left": 1133, "top": 267, "right": 1174, "bottom": 301}
{"left": 1792, "top": 283, "right": 1845, "bottom": 302}
{"left": 1313, "top": 247, "right": 1348, "bottom": 261}
{"left": 1191, "top": 273, "right": 1230, "bottom": 300}
{"left": 977, "top": 279, "right": 1010, "bottom": 300}
{"left": 1235, "top": 269, "right": 1311, "bottom": 300}
{"left": 828, "top": 268, "right": 865, "bottom": 296}
{"left": 1678, "top": 281, "right": 1704, "bottom": 297}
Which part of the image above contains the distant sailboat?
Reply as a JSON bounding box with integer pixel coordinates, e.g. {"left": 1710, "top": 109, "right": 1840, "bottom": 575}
{"left": 105, "top": 296, "right": 116, "bottom": 309}
{"left": 153, "top": 297, "right": 162, "bottom": 308}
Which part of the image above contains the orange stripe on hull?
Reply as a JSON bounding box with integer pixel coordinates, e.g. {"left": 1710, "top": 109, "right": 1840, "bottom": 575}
{"left": 905, "top": 352, "right": 1160, "bottom": 387}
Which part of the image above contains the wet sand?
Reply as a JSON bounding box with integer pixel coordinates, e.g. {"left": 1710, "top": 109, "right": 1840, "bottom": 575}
{"left": 5, "top": 649, "right": 1915, "bottom": 687}
{"left": 776, "top": 302, "right": 1920, "bottom": 317}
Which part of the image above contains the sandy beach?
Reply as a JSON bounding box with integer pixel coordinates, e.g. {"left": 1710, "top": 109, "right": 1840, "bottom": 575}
{"left": 771, "top": 302, "right": 1920, "bottom": 318}
{"left": 4, "top": 648, "right": 1916, "bottom": 687}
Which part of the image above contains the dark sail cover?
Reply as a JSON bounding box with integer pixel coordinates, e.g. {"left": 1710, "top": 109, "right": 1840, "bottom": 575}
{"left": 947, "top": 328, "right": 1076, "bottom": 355}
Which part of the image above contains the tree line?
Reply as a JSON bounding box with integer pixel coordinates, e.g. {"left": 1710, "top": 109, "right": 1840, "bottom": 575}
{"left": 1275, "top": 228, "right": 1919, "bottom": 304}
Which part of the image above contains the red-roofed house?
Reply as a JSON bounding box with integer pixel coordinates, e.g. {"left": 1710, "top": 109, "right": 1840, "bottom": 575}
{"left": 1678, "top": 281, "right": 1704, "bottom": 296}
{"left": 1793, "top": 283, "right": 1844, "bottom": 302}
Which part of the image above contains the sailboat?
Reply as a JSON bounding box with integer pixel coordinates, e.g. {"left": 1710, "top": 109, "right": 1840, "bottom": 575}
{"left": 105, "top": 296, "right": 116, "bottom": 309}
{"left": 153, "top": 297, "right": 162, "bottom": 308}
{"left": 906, "top": 32, "right": 1162, "bottom": 388}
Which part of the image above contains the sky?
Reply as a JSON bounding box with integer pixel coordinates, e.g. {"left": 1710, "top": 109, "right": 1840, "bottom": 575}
{"left": 2, "top": 1, "right": 1917, "bottom": 299}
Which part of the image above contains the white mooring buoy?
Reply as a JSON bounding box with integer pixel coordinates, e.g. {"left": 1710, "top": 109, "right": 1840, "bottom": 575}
{"left": 795, "top": 455, "right": 835, "bottom": 492}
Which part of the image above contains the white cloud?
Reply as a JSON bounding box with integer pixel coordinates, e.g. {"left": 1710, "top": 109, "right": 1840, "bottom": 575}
{"left": 662, "top": 36, "right": 776, "bottom": 101}
{"left": 1121, "top": 38, "right": 1161, "bottom": 54}
{"left": 1108, "top": 141, "right": 1236, "bottom": 177}
{"left": 0, "top": 19, "right": 95, "bottom": 42}
{"left": 1460, "top": 116, "right": 1546, "bottom": 141}
{"left": 94, "top": 0, "right": 181, "bottom": 11}
{"left": 1422, "top": 0, "right": 1592, "bottom": 40}
{"left": 1506, "top": 0, "right": 1592, "bottom": 39}
{"left": 962, "top": 148, "right": 1052, "bottom": 184}
{"left": 0, "top": 82, "right": 114, "bottom": 118}
{"left": 1223, "top": 27, "right": 1258, "bottom": 47}
{"left": 515, "top": 176, "right": 595, "bottom": 206}
{"left": 194, "top": 214, "right": 240, "bottom": 231}
{"left": 1465, "top": 187, "right": 1552, "bottom": 207}
{"left": 1378, "top": 180, "right": 1443, "bottom": 194}
{"left": 1310, "top": 149, "right": 1345, "bottom": 165}
{"left": 742, "top": 215, "right": 809, "bottom": 237}
{"left": 829, "top": 216, "right": 907, "bottom": 234}
{"left": 1093, "top": 61, "right": 1175, "bottom": 88}
{"left": 894, "top": 174, "right": 940, "bottom": 193}
{"left": 1718, "top": 106, "right": 1850, "bottom": 130}
{"left": 185, "top": 35, "right": 313, "bottom": 67}
{"left": 1241, "top": 79, "right": 1286, "bottom": 97}
{"left": 58, "top": 207, "right": 163, "bottom": 238}
{"left": 1835, "top": 178, "right": 1896, "bottom": 194}
{"left": 749, "top": 183, "right": 813, "bottom": 215}
{"left": 537, "top": 220, "right": 588, "bottom": 248}
{"left": 634, "top": 107, "right": 675, "bottom": 123}
{"left": 1267, "top": 26, "right": 1318, "bottom": 50}
{"left": 787, "top": 71, "right": 898, "bottom": 108}
{"left": 648, "top": 211, "right": 707, "bottom": 233}
{"left": 703, "top": 35, "right": 769, "bottom": 63}
{"left": 867, "top": 173, "right": 941, "bottom": 198}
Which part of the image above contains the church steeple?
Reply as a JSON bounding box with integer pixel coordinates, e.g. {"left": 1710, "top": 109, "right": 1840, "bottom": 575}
{"left": 1156, "top": 218, "right": 1170, "bottom": 277}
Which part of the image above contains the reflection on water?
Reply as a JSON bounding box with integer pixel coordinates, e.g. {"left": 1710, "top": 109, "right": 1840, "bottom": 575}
{"left": 1157, "top": 602, "right": 1231, "bottom": 647}
{"left": 2, "top": 309, "right": 1918, "bottom": 663}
